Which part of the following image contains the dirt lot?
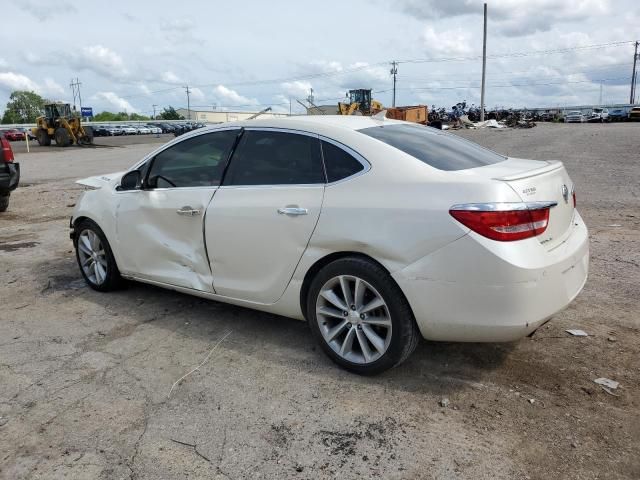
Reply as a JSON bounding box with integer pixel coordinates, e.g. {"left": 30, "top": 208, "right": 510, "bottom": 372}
{"left": 0, "top": 123, "right": 638, "bottom": 479}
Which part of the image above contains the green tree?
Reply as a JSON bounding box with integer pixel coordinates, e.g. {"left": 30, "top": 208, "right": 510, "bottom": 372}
{"left": 1, "top": 90, "right": 45, "bottom": 124}
{"left": 159, "top": 106, "right": 184, "bottom": 120}
{"left": 129, "top": 113, "right": 150, "bottom": 121}
{"left": 93, "top": 111, "right": 151, "bottom": 122}
{"left": 93, "top": 111, "right": 130, "bottom": 122}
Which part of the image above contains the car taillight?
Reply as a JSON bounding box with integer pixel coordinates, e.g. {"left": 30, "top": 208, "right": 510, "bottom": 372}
{"left": 449, "top": 202, "right": 557, "bottom": 242}
{"left": 1, "top": 137, "right": 14, "bottom": 163}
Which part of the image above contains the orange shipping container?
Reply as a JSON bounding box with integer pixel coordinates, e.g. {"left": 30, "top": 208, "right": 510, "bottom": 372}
{"left": 385, "top": 105, "right": 429, "bottom": 124}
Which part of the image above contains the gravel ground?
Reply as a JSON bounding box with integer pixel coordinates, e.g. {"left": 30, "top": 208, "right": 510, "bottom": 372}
{"left": 0, "top": 122, "right": 638, "bottom": 479}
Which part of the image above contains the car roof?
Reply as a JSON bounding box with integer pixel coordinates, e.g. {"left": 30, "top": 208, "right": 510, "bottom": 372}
{"left": 200, "top": 115, "right": 407, "bottom": 137}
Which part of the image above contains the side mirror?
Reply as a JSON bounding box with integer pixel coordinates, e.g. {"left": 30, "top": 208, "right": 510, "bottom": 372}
{"left": 117, "top": 170, "right": 141, "bottom": 191}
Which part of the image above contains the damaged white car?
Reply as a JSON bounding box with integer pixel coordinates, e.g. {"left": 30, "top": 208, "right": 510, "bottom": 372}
{"left": 70, "top": 116, "right": 589, "bottom": 374}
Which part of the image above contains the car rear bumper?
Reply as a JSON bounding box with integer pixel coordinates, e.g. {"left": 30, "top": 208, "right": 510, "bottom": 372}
{"left": 393, "top": 211, "right": 589, "bottom": 342}
{"left": 0, "top": 163, "right": 20, "bottom": 193}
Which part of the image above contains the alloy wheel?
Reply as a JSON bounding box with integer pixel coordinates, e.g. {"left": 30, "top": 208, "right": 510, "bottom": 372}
{"left": 77, "top": 229, "right": 108, "bottom": 285}
{"left": 316, "top": 275, "right": 392, "bottom": 364}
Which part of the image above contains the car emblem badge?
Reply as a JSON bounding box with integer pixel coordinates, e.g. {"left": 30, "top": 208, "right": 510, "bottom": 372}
{"left": 561, "top": 184, "right": 569, "bottom": 203}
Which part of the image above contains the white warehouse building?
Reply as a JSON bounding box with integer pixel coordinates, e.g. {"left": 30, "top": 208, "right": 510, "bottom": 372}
{"left": 175, "top": 108, "right": 289, "bottom": 123}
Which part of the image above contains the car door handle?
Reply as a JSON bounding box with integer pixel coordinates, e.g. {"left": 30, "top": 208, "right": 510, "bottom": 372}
{"left": 176, "top": 206, "right": 201, "bottom": 216}
{"left": 277, "top": 207, "right": 308, "bottom": 216}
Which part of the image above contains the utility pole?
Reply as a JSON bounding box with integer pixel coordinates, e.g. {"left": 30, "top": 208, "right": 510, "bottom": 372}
{"left": 630, "top": 40, "right": 639, "bottom": 105}
{"left": 152, "top": 104, "right": 158, "bottom": 119}
{"left": 480, "top": 3, "right": 488, "bottom": 122}
{"left": 390, "top": 61, "right": 398, "bottom": 107}
{"left": 184, "top": 85, "right": 191, "bottom": 120}
{"left": 70, "top": 78, "right": 82, "bottom": 111}
{"left": 599, "top": 83, "right": 603, "bottom": 105}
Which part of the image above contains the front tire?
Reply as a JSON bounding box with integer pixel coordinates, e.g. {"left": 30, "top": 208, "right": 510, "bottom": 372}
{"left": 74, "top": 219, "right": 123, "bottom": 291}
{"left": 307, "top": 257, "right": 420, "bottom": 375}
{"left": 55, "top": 127, "right": 71, "bottom": 147}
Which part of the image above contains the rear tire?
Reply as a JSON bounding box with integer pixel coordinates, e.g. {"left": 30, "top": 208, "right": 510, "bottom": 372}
{"left": 306, "top": 256, "right": 420, "bottom": 375}
{"left": 74, "top": 219, "right": 123, "bottom": 291}
{"left": 54, "top": 127, "right": 71, "bottom": 147}
{"left": 36, "top": 129, "right": 51, "bottom": 146}
{"left": 0, "top": 194, "right": 9, "bottom": 212}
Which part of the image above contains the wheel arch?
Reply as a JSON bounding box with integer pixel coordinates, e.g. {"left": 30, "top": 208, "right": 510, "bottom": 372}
{"left": 299, "top": 251, "right": 413, "bottom": 321}
{"left": 72, "top": 213, "right": 126, "bottom": 270}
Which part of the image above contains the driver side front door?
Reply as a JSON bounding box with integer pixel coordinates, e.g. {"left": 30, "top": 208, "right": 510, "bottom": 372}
{"left": 115, "top": 129, "right": 239, "bottom": 291}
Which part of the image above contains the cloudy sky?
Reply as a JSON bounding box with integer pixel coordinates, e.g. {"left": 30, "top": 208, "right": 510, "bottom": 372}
{"left": 1, "top": 0, "right": 638, "bottom": 115}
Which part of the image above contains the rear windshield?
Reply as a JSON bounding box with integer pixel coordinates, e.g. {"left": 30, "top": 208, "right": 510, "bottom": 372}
{"left": 359, "top": 124, "right": 506, "bottom": 171}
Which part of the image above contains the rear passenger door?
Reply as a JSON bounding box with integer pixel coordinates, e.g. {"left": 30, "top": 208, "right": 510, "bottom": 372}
{"left": 205, "top": 129, "right": 325, "bottom": 303}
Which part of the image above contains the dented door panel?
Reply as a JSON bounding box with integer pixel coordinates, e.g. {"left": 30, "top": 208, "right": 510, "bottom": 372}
{"left": 116, "top": 188, "right": 216, "bottom": 291}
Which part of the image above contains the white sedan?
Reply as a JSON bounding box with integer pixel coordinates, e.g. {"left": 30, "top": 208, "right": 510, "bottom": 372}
{"left": 134, "top": 125, "right": 151, "bottom": 135}
{"left": 119, "top": 125, "right": 137, "bottom": 135}
{"left": 70, "top": 116, "right": 589, "bottom": 374}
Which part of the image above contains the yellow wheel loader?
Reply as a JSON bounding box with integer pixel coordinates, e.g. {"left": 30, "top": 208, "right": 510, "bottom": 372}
{"left": 338, "top": 89, "right": 384, "bottom": 116}
{"left": 32, "top": 103, "right": 93, "bottom": 147}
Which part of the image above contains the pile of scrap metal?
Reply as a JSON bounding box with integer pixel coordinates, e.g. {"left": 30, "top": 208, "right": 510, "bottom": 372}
{"left": 502, "top": 111, "right": 536, "bottom": 128}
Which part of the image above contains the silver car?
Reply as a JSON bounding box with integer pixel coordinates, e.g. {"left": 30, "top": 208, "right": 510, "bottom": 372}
{"left": 564, "top": 111, "right": 586, "bottom": 123}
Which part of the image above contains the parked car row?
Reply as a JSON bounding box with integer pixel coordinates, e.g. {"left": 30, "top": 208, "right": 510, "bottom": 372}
{"left": 90, "top": 122, "right": 207, "bottom": 137}
{"left": 563, "top": 107, "right": 640, "bottom": 123}
{"left": 92, "top": 124, "right": 162, "bottom": 137}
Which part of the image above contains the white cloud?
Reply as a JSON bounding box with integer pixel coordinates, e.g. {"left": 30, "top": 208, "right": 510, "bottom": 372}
{"left": 212, "top": 85, "right": 259, "bottom": 106}
{"left": 92, "top": 92, "right": 137, "bottom": 113}
{"left": 421, "top": 26, "right": 473, "bottom": 57}
{"left": 137, "top": 83, "right": 152, "bottom": 96}
{"left": 160, "top": 18, "right": 201, "bottom": 44}
{"left": 304, "top": 60, "right": 390, "bottom": 91}
{"left": 0, "top": 72, "right": 39, "bottom": 92}
{"left": 189, "top": 87, "right": 205, "bottom": 101}
{"left": 22, "top": 0, "right": 76, "bottom": 20}
{"left": 42, "top": 78, "right": 65, "bottom": 96}
{"left": 399, "top": 0, "right": 611, "bottom": 37}
{"left": 161, "top": 18, "right": 194, "bottom": 31}
{"left": 281, "top": 80, "right": 313, "bottom": 97}
{"left": 162, "top": 71, "right": 183, "bottom": 84}
{"left": 70, "top": 45, "right": 128, "bottom": 78}
{"left": 0, "top": 72, "right": 64, "bottom": 99}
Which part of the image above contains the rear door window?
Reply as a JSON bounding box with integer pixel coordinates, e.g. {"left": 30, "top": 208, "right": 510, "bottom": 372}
{"left": 359, "top": 124, "right": 505, "bottom": 171}
{"left": 223, "top": 130, "right": 324, "bottom": 186}
{"left": 321, "top": 140, "right": 365, "bottom": 182}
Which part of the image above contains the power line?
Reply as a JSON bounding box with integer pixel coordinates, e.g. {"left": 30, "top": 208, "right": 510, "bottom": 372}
{"left": 81, "top": 39, "right": 638, "bottom": 109}
{"left": 397, "top": 62, "right": 634, "bottom": 82}
{"left": 397, "top": 40, "right": 636, "bottom": 65}
{"left": 396, "top": 76, "right": 629, "bottom": 92}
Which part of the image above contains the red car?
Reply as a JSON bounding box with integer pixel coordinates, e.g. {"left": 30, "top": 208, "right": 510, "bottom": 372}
{"left": 2, "top": 129, "right": 26, "bottom": 141}
{"left": 0, "top": 135, "right": 20, "bottom": 211}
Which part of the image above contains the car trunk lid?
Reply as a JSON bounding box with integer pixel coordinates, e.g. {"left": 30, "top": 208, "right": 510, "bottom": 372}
{"left": 493, "top": 159, "right": 575, "bottom": 250}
